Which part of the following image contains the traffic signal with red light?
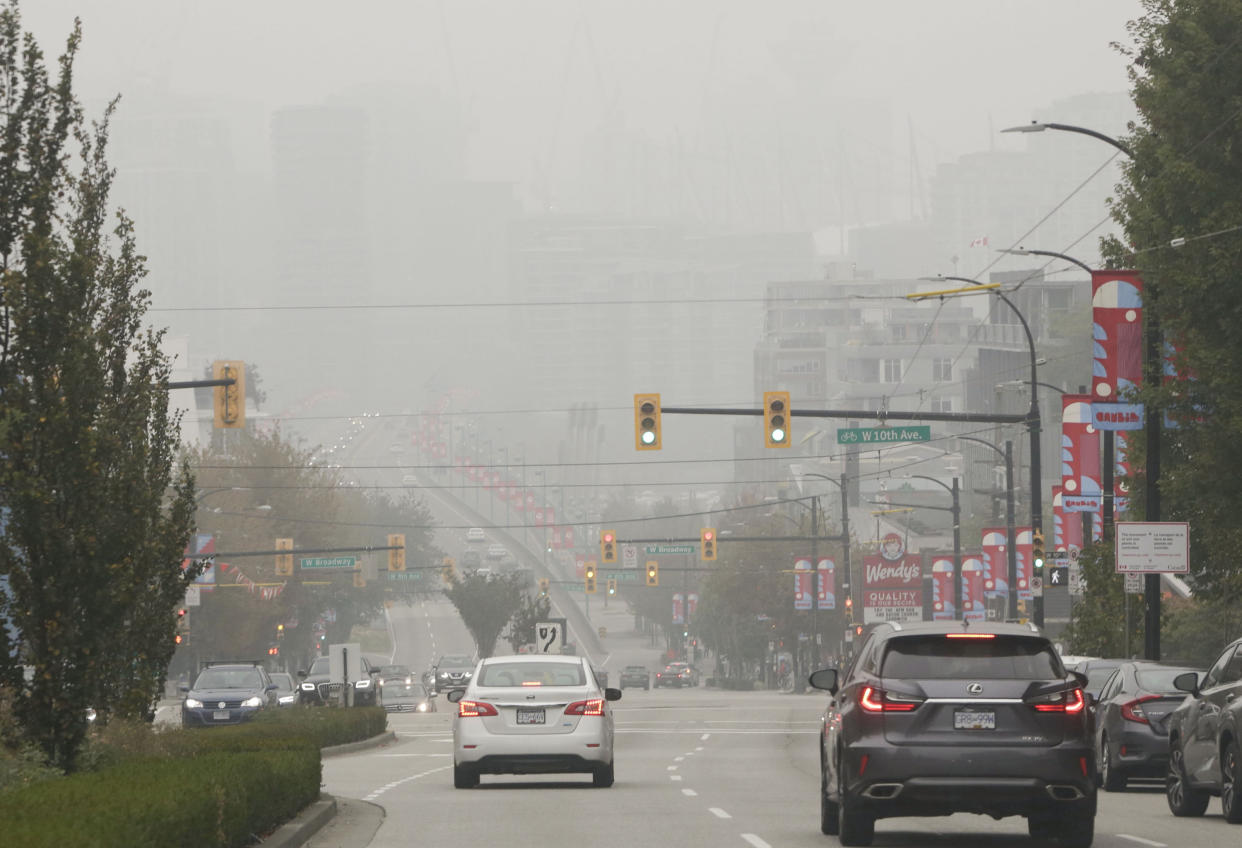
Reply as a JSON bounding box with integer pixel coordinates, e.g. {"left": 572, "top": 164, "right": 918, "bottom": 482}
{"left": 175, "top": 608, "right": 189, "bottom": 645}
{"left": 844, "top": 596, "right": 854, "bottom": 621}
{"left": 634, "top": 393, "right": 662, "bottom": 450}
{"left": 646, "top": 561, "right": 659, "bottom": 586}
{"left": 700, "top": 528, "right": 717, "bottom": 561}
{"left": 763, "top": 390, "right": 791, "bottom": 448}
{"left": 854, "top": 624, "right": 864, "bottom": 637}
{"left": 600, "top": 530, "right": 617, "bottom": 563}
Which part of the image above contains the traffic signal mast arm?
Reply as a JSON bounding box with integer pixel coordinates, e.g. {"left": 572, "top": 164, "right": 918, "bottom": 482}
{"left": 655, "top": 405, "right": 1029, "bottom": 425}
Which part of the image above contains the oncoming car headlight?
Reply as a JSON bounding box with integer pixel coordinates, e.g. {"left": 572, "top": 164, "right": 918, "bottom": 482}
{"left": 355, "top": 679, "right": 371, "bottom": 689}
{"left": 184, "top": 698, "right": 204, "bottom": 709}
{"left": 278, "top": 695, "right": 297, "bottom": 705}
{"left": 300, "top": 682, "right": 315, "bottom": 691}
{"left": 241, "top": 696, "right": 263, "bottom": 708}
{"left": 417, "top": 702, "right": 428, "bottom": 712}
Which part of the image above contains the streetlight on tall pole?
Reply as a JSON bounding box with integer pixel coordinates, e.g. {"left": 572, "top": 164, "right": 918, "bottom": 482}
{"left": 903, "top": 475, "right": 960, "bottom": 621}
{"left": 956, "top": 436, "right": 1018, "bottom": 622}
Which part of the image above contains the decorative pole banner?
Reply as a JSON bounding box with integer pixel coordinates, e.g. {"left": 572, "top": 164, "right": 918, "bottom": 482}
{"left": 1091, "top": 269, "right": 1144, "bottom": 429}
{"left": 1053, "top": 486, "right": 1084, "bottom": 555}
{"left": 1016, "top": 527, "right": 1032, "bottom": 601}
{"left": 981, "top": 528, "right": 1009, "bottom": 597}
{"left": 816, "top": 558, "right": 836, "bottom": 610}
{"left": 672, "top": 593, "right": 685, "bottom": 624}
{"left": 794, "top": 557, "right": 813, "bottom": 610}
{"left": 930, "top": 557, "right": 956, "bottom": 620}
{"left": 961, "top": 556, "right": 986, "bottom": 622}
{"left": 1061, "top": 394, "right": 1101, "bottom": 512}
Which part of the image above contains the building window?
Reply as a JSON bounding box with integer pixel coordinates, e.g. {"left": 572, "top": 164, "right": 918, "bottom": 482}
{"left": 932, "top": 358, "right": 952, "bottom": 382}
{"left": 882, "top": 358, "right": 902, "bottom": 382}
{"left": 891, "top": 325, "right": 907, "bottom": 341}
{"left": 932, "top": 398, "right": 953, "bottom": 413}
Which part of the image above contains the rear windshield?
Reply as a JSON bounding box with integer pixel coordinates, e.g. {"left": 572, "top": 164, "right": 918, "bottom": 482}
{"left": 881, "top": 635, "right": 1062, "bottom": 680}
{"left": 477, "top": 662, "right": 586, "bottom": 687}
{"left": 1136, "top": 668, "right": 1193, "bottom": 693}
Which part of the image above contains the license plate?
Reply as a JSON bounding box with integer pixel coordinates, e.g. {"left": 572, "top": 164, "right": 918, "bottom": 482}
{"left": 516, "top": 708, "right": 545, "bottom": 725}
{"left": 954, "top": 709, "right": 995, "bottom": 730}
{"left": 212, "top": 710, "right": 230, "bottom": 721}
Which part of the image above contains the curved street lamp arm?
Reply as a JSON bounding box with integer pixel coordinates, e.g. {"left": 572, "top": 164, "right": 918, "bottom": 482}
{"left": 1001, "top": 121, "right": 1133, "bottom": 158}
{"left": 1001, "top": 247, "right": 1095, "bottom": 276}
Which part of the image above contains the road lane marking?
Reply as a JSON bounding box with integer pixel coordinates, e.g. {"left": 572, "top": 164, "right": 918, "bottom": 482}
{"left": 741, "top": 835, "right": 770, "bottom": 848}
{"left": 670, "top": 775, "right": 683, "bottom": 781}
{"left": 675, "top": 756, "right": 685, "bottom": 762}
{"left": 682, "top": 788, "right": 697, "bottom": 796}
{"left": 1117, "top": 837, "right": 1166, "bottom": 848}
{"left": 696, "top": 746, "right": 704, "bottom": 751}
{"left": 667, "top": 765, "right": 678, "bottom": 771}
{"left": 362, "top": 765, "right": 450, "bottom": 801}
{"left": 710, "top": 808, "right": 731, "bottom": 819}
{"left": 701, "top": 733, "right": 711, "bottom": 740}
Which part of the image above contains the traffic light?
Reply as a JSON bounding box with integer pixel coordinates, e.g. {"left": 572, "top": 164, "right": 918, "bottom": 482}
{"left": 388, "top": 533, "right": 406, "bottom": 571}
{"left": 275, "top": 538, "right": 294, "bottom": 576}
{"left": 585, "top": 562, "right": 597, "bottom": 594}
{"left": 538, "top": 578, "right": 550, "bottom": 597}
{"left": 763, "top": 390, "right": 791, "bottom": 448}
{"left": 1032, "top": 530, "right": 1046, "bottom": 570}
{"left": 212, "top": 360, "right": 246, "bottom": 429}
{"left": 700, "top": 528, "right": 716, "bottom": 561}
{"left": 175, "top": 608, "right": 189, "bottom": 646}
{"left": 267, "top": 645, "right": 280, "bottom": 657}
{"left": 600, "top": 529, "right": 617, "bottom": 563}
{"left": 634, "top": 393, "right": 662, "bottom": 450}
{"left": 353, "top": 571, "right": 366, "bottom": 588}
{"left": 607, "top": 578, "right": 617, "bottom": 596}
{"left": 646, "top": 561, "right": 659, "bottom": 587}
{"left": 844, "top": 596, "right": 854, "bottom": 621}
{"left": 854, "top": 624, "right": 864, "bottom": 637}
{"left": 442, "top": 557, "right": 456, "bottom": 583}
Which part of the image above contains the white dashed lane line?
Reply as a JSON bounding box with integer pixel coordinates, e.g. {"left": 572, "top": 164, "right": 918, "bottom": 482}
{"left": 1117, "top": 837, "right": 1166, "bottom": 848}
{"left": 740, "top": 835, "right": 771, "bottom": 848}
{"left": 701, "top": 733, "right": 711, "bottom": 740}
{"left": 682, "top": 788, "right": 697, "bottom": 796}
{"left": 362, "top": 765, "right": 450, "bottom": 802}
{"left": 670, "top": 775, "right": 683, "bottom": 782}
{"left": 709, "top": 808, "right": 731, "bottom": 819}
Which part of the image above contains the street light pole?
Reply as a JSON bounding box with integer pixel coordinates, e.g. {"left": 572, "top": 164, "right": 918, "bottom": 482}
{"left": 904, "top": 475, "right": 960, "bottom": 622}
{"left": 801, "top": 472, "right": 852, "bottom": 646}
{"left": 956, "top": 436, "right": 1018, "bottom": 623}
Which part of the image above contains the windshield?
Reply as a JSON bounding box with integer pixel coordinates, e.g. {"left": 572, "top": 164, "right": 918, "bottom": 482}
{"left": 1136, "top": 668, "right": 1195, "bottom": 693}
{"left": 477, "top": 662, "right": 586, "bottom": 687}
{"left": 269, "top": 673, "right": 294, "bottom": 690}
{"left": 195, "top": 669, "right": 262, "bottom": 690}
{"left": 309, "top": 657, "right": 330, "bottom": 675}
{"left": 439, "top": 656, "right": 474, "bottom": 667}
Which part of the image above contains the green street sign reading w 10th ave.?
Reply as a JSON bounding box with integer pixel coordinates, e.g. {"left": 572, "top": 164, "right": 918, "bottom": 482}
{"left": 300, "top": 556, "right": 357, "bottom": 570}
{"left": 837, "top": 426, "right": 931, "bottom": 445}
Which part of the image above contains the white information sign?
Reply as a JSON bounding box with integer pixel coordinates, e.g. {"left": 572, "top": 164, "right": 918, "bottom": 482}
{"left": 1115, "top": 522, "right": 1190, "bottom": 573}
{"left": 1124, "top": 573, "right": 1144, "bottom": 594}
{"left": 622, "top": 544, "right": 638, "bottom": 569}
{"left": 535, "top": 619, "right": 567, "bottom": 654}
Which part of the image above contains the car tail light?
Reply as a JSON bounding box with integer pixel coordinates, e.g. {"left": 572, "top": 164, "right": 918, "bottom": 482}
{"left": 1121, "top": 694, "right": 1161, "bottom": 724}
{"left": 458, "top": 700, "right": 498, "bottom": 717}
{"left": 1029, "top": 687, "right": 1086, "bottom": 713}
{"left": 944, "top": 633, "right": 996, "bottom": 639}
{"left": 859, "top": 685, "right": 922, "bottom": 713}
{"left": 566, "top": 698, "right": 605, "bottom": 716}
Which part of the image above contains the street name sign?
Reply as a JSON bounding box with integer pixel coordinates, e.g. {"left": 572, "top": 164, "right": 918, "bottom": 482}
{"left": 1115, "top": 522, "right": 1190, "bottom": 573}
{"left": 300, "top": 556, "right": 358, "bottom": 570}
{"left": 605, "top": 571, "right": 641, "bottom": 584}
{"left": 837, "top": 426, "right": 931, "bottom": 445}
{"left": 645, "top": 544, "right": 696, "bottom": 555}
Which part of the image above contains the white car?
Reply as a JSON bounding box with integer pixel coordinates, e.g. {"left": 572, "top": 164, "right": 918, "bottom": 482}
{"left": 466, "top": 527, "right": 486, "bottom": 543}
{"left": 447, "top": 654, "right": 621, "bottom": 788}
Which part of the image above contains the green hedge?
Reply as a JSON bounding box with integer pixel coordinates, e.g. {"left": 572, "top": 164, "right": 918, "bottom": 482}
{"left": 0, "top": 706, "right": 388, "bottom": 846}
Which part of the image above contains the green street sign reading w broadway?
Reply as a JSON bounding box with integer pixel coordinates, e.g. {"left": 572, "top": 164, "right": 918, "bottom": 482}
{"left": 837, "top": 426, "right": 931, "bottom": 445}
{"left": 300, "top": 556, "right": 357, "bottom": 570}
{"left": 644, "top": 544, "right": 696, "bottom": 555}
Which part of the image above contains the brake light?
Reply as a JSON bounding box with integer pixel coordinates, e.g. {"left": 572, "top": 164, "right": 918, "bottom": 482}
{"left": 458, "top": 700, "right": 498, "bottom": 717}
{"left": 566, "top": 698, "right": 605, "bottom": 716}
{"left": 859, "top": 685, "right": 921, "bottom": 713}
{"left": 944, "top": 633, "right": 996, "bottom": 639}
{"left": 1030, "top": 688, "right": 1085, "bottom": 713}
{"left": 1121, "top": 694, "right": 1160, "bottom": 724}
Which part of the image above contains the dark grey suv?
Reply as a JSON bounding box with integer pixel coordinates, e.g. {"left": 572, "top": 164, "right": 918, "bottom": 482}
{"left": 810, "top": 621, "right": 1096, "bottom": 847}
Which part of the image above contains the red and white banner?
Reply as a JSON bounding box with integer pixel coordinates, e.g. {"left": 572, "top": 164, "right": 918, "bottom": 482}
{"left": 1061, "top": 394, "right": 1101, "bottom": 510}
{"left": 1016, "top": 526, "right": 1032, "bottom": 601}
{"left": 930, "top": 556, "right": 956, "bottom": 621}
{"left": 794, "top": 558, "right": 813, "bottom": 611}
{"left": 981, "top": 527, "right": 1009, "bottom": 597}
{"left": 1091, "top": 270, "right": 1144, "bottom": 403}
{"left": 687, "top": 593, "right": 698, "bottom": 617}
{"left": 1053, "top": 486, "right": 1084, "bottom": 555}
{"left": 672, "top": 594, "right": 685, "bottom": 624}
{"left": 862, "top": 533, "right": 921, "bottom": 623}
{"left": 817, "top": 558, "right": 836, "bottom": 610}
{"left": 961, "top": 555, "right": 986, "bottom": 622}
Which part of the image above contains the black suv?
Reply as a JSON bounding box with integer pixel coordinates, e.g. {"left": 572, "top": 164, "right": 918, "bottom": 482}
{"left": 810, "top": 621, "right": 1096, "bottom": 847}
{"left": 297, "top": 654, "right": 381, "bottom": 706}
{"left": 181, "top": 661, "right": 277, "bottom": 727}
{"left": 1165, "top": 636, "right": 1242, "bottom": 821}
{"left": 619, "top": 665, "right": 650, "bottom": 690}
{"left": 433, "top": 654, "right": 476, "bottom": 692}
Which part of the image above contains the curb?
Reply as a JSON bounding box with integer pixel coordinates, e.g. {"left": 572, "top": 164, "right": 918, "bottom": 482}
{"left": 322, "top": 729, "right": 397, "bottom": 758}
{"left": 261, "top": 794, "right": 337, "bottom": 848}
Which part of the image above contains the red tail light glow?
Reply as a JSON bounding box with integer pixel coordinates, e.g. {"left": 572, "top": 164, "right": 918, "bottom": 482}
{"left": 566, "top": 698, "right": 605, "bottom": 716}
{"left": 458, "top": 700, "right": 498, "bottom": 717}
{"left": 944, "top": 633, "right": 996, "bottom": 639}
{"left": 859, "top": 685, "right": 921, "bottom": 713}
{"left": 1030, "top": 688, "right": 1085, "bottom": 713}
{"left": 1120, "top": 695, "right": 1160, "bottom": 724}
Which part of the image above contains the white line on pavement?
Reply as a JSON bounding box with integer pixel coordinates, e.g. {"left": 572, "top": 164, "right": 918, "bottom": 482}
{"left": 667, "top": 765, "right": 678, "bottom": 771}
{"left": 671, "top": 775, "right": 683, "bottom": 782}
{"left": 740, "top": 834, "right": 771, "bottom": 848}
{"left": 709, "top": 808, "right": 731, "bottom": 819}
{"left": 675, "top": 756, "right": 685, "bottom": 762}
{"left": 695, "top": 746, "right": 705, "bottom": 751}
{"left": 1117, "top": 836, "right": 1166, "bottom": 848}
{"left": 362, "top": 765, "right": 450, "bottom": 802}
{"left": 701, "top": 733, "right": 711, "bottom": 740}
{"left": 682, "top": 789, "right": 697, "bottom": 796}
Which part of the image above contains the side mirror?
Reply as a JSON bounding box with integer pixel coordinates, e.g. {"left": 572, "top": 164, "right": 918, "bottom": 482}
{"left": 446, "top": 688, "right": 465, "bottom": 703}
{"left": 808, "top": 668, "right": 839, "bottom": 694}
{"left": 178, "top": 683, "right": 189, "bottom": 694}
{"left": 604, "top": 687, "right": 622, "bottom": 701}
{"left": 297, "top": 669, "right": 307, "bottom": 678}
{"left": 1173, "top": 670, "right": 1200, "bottom": 695}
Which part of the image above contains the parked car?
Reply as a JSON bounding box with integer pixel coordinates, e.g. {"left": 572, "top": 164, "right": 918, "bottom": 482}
{"left": 269, "top": 671, "right": 299, "bottom": 707}
{"left": 181, "top": 662, "right": 278, "bottom": 727}
{"left": 447, "top": 654, "right": 621, "bottom": 788}
{"left": 1166, "top": 637, "right": 1242, "bottom": 821}
{"left": 434, "top": 654, "right": 478, "bottom": 692}
{"left": 619, "top": 665, "right": 650, "bottom": 690}
{"left": 1094, "top": 661, "right": 1202, "bottom": 791}
{"left": 810, "top": 621, "right": 1096, "bottom": 847}
{"left": 297, "top": 655, "right": 382, "bottom": 706}
{"left": 381, "top": 680, "right": 437, "bottom": 713}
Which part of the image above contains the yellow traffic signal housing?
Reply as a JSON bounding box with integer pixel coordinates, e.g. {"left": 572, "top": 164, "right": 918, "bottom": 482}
{"left": 607, "top": 578, "right": 617, "bottom": 596}
{"left": 538, "top": 578, "right": 550, "bottom": 596}
{"left": 646, "top": 561, "right": 659, "bottom": 587}
{"left": 442, "top": 557, "right": 456, "bottom": 583}
{"left": 1032, "top": 530, "right": 1046, "bottom": 569}
{"left": 585, "top": 561, "right": 597, "bottom": 593}
{"left": 634, "top": 393, "right": 662, "bottom": 450}
{"left": 600, "top": 530, "right": 617, "bottom": 563}
{"left": 700, "top": 528, "right": 717, "bottom": 561}
{"left": 388, "top": 534, "right": 406, "bottom": 571}
{"left": 353, "top": 571, "right": 366, "bottom": 588}
{"left": 764, "top": 390, "right": 791, "bottom": 448}
{"left": 212, "top": 360, "right": 246, "bottom": 429}
{"left": 275, "top": 538, "right": 294, "bottom": 576}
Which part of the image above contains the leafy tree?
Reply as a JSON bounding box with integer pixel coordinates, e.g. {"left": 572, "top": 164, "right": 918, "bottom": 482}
{"left": 1104, "top": 0, "right": 1242, "bottom": 598}
{"left": 503, "top": 591, "right": 551, "bottom": 653}
{"left": 443, "top": 571, "right": 529, "bottom": 658}
{"left": 0, "top": 6, "right": 195, "bottom": 770}
{"left": 1060, "top": 543, "right": 1146, "bottom": 658}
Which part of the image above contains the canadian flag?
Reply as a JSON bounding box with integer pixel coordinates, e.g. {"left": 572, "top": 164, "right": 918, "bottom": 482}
{"left": 969, "top": 235, "right": 989, "bottom": 248}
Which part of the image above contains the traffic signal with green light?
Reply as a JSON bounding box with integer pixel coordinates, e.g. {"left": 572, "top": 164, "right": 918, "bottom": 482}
{"left": 1032, "top": 529, "right": 1046, "bottom": 570}
{"left": 600, "top": 529, "right": 617, "bottom": 563}
{"left": 700, "top": 528, "right": 717, "bottom": 561}
{"left": 634, "top": 393, "right": 662, "bottom": 450}
{"left": 607, "top": 578, "right": 617, "bottom": 596}
{"left": 764, "top": 390, "right": 791, "bottom": 448}
{"left": 538, "top": 578, "right": 550, "bottom": 597}
{"left": 646, "top": 561, "right": 659, "bottom": 587}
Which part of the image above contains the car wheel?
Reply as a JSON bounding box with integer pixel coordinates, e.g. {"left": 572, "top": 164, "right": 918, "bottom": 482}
{"left": 453, "top": 763, "right": 478, "bottom": 789}
{"left": 1100, "top": 735, "right": 1127, "bottom": 792}
{"left": 593, "top": 760, "right": 615, "bottom": 788}
{"left": 820, "top": 761, "right": 839, "bottom": 835}
{"left": 1167, "top": 741, "right": 1210, "bottom": 816}
{"left": 1222, "top": 738, "right": 1242, "bottom": 823}
{"left": 837, "top": 758, "right": 874, "bottom": 847}
{"left": 1057, "top": 811, "right": 1094, "bottom": 848}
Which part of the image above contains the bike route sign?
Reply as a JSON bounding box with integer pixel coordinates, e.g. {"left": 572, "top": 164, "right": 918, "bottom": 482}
{"left": 837, "top": 426, "right": 931, "bottom": 445}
